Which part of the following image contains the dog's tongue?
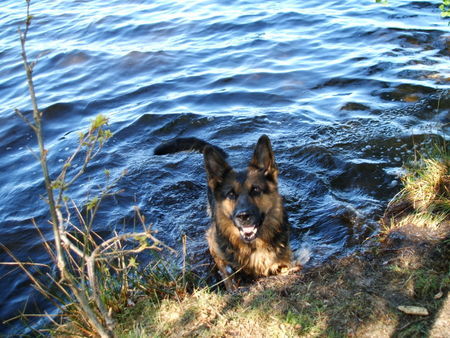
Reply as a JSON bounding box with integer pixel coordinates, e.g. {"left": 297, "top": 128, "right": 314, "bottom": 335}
{"left": 241, "top": 226, "right": 257, "bottom": 237}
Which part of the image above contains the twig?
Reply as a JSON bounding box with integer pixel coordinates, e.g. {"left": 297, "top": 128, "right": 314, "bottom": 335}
{"left": 15, "top": 108, "right": 36, "bottom": 131}
{"left": 56, "top": 209, "right": 84, "bottom": 258}
{"left": 0, "top": 243, "right": 54, "bottom": 302}
{"left": 182, "top": 234, "right": 187, "bottom": 288}
{"left": 134, "top": 206, "right": 176, "bottom": 254}
{"left": 397, "top": 317, "right": 427, "bottom": 332}
{"left": 31, "top": 218, "right": 56, "bottom": 262}
{"left": 0, "top": 262, "right": 49, "bottom": 268}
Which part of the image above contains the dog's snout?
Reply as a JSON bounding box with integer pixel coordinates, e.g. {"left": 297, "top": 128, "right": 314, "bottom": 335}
{"left": 233, "top": 207, "right": 261, "bottom": 228}
{"left": 235, "top": 212, "right": 251, "bottom": 222}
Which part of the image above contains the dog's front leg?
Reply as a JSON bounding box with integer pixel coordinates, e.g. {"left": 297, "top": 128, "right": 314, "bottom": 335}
{"left": 220, "top": 264, "right": 238, "bottom": 292}
{"left": 212, "top": 253, "right": 237, "bottom": 291}
{"left": 207, "top": 226, "right": 237, "bottom": 291}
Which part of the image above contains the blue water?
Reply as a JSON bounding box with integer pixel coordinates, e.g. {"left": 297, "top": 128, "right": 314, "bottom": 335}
{"left": 0, "top": 0, "right": 449, "bottom": 334}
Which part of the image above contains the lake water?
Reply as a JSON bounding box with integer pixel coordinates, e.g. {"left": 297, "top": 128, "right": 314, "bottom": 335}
{"left": 0, "top": 0, "right": 449, "bottom": 334}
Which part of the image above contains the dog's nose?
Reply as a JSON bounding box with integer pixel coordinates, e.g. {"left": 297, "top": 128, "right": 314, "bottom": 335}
{"left": 235, "top": 212, "right": 251, "bottom": 222}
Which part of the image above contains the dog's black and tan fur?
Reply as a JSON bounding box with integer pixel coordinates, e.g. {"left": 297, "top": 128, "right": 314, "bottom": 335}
{"left": 155, "top": 135, "right": 294, "bottom": 290}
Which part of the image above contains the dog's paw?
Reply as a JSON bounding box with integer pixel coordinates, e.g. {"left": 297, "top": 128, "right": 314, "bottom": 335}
{"left": 288, "top": 265, "right": 302, "bottom": 273}
{"left": 223, "top": 278, "right": 238, "bottom": 292}
{"left": 218, "top": 266, "right": 238, "bottom": 292}
{"left": 279, "top": 265, "right": 301, "bottom": 275}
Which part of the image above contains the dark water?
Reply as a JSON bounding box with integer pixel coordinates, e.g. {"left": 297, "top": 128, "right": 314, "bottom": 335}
{"left": 1, "top": 0, "right": 449, "bottom": 334}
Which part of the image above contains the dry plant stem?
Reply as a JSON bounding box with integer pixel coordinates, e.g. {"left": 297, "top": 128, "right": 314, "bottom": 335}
{"left": 32, "top": 218, "right": 57, "bottom": 262}
{"left": 134, "top": 206, "right": 177, "bottom": 254}
{"left": 18, "top": 0, "right": 65, "bottom": 277}
{"left": 16, "top": 2, "right": 113, "bottom": 337}
{"left": 182, "top": 234, "right": 187, "bottom": 288}
{"left": 56, "top": 209, "right": 84, "bottom": 258}
{"left": 0, "top": 243, "right": 53, "bottom": 301}
{"left": 94, "top": 232, "right": 162, "bottom": 258}
{"left": 0, "top": 261, "right": 49, "bottom": 268}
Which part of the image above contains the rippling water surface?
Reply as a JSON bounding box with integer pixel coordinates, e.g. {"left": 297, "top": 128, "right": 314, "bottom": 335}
{"left": 0, "top": 0, "right": 449, "bottom": 334}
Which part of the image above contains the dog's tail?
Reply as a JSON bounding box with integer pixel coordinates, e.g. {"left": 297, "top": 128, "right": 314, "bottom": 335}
{"left": 154, "top": 137, "right": 228, "bottom": 158}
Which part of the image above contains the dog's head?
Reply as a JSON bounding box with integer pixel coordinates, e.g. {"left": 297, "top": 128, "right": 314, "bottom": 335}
{"left": 204, "top": 135, "right": 281, "bottom": 243}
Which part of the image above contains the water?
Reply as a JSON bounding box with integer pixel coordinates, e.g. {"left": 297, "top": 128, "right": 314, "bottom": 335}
{"left": 0, "top": 0, "right": 449, "bottom": 334}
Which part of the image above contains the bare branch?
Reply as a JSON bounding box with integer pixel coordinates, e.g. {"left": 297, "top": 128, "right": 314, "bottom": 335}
{"left": 56, "top": 209, "right": 84, "bottom": 259}
{"left": 15, "top": 108, "right": 36, "bottom": 131}
{"left": 25, "top": 145, "right": 40, "bottom": 162}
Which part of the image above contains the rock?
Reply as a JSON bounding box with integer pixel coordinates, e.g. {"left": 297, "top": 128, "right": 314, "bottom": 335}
{"left": 397, "top": 305, "right": 429, "bottom": 316}
{"left": 434, "top": 291, "right": 443, "bottom": 300}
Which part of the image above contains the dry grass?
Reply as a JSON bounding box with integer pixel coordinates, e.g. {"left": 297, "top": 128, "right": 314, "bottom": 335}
{"left": 116, "top": 287, "right": 304, "bottom": 337}
{"left": 403, "top": 158, "right": 449, "bottom": 212}
{"left": 383, "top": 138, "right": 449, "bottom": 231}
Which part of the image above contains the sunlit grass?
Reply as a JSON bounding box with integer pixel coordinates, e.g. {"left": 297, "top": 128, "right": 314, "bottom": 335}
{"left": 116, "top": 287, "right": 324, "bottom": 337}
{"left": 384, "top": 136, "right": 449, "bottom": 230}
{"left": 403, "top": 157, "right": 449, "bottom": 213}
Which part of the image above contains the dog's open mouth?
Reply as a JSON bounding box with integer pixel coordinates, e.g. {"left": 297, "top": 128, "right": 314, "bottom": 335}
{"left": 238, "top": 225, "right": 258, "bottom": 243}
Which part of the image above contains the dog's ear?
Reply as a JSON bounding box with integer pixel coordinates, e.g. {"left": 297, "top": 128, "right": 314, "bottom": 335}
{"left": 204, "top": 146, "right": 231, "bottom": 189}
{"left": 249, "top": 135, "right": 278, "bottom": 181}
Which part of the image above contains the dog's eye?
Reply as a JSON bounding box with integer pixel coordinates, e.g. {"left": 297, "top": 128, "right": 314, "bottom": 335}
{"left": 226, "top": 191, "right": 237, "bottom": 200}
{"left": 250, "top": 186, "right": 262, "bottom": 196}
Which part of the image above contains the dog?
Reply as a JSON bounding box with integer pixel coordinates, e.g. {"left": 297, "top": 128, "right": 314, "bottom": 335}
{"left": 154, "top": 135, "right": 295, "bottom": 290}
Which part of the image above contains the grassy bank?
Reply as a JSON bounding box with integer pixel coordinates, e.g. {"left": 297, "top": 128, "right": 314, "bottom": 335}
{"left": 114, "top": 233, "right": 448, "bottom": 337}
{"left": 112, "top": 139, "right": 449, "bottom": 338}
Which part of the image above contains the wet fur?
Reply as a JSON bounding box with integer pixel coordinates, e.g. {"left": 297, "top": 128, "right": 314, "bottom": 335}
{"left": 154, "top": 135, "right": 293, "bottom": 290}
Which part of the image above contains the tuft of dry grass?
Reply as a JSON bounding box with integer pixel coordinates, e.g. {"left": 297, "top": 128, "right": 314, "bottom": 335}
{"left": 383, "top": 137, "right": 449, "bottom": 231}
{"left": 402, "top": 157, "right": 449, "bottom": 213}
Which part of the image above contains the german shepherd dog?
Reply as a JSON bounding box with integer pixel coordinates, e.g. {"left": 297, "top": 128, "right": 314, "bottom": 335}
{"left": 154, "top": 135, "right": 294, "bottom": 290}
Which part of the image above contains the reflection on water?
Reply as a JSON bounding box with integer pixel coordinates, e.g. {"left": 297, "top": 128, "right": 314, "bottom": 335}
{"left": 0, "top": 0, "right": 449, "bottom": 334}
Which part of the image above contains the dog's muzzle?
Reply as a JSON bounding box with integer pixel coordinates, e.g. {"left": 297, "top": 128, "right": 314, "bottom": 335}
{"left": 233, "top": 212, "right": 262, "bottom": 243}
